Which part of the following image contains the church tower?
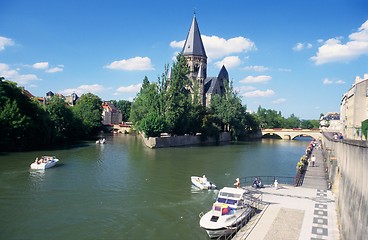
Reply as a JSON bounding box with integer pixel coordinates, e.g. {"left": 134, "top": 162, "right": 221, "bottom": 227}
{"left": 182, "top": 15, "right": 207, "bottom": 105}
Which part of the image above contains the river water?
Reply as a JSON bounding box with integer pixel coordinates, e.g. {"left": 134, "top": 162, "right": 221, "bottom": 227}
{"left": 0, "top": 135, "right": 310, "bottom": 240}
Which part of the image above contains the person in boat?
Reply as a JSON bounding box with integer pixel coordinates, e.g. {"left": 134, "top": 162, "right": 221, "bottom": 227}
{"left": 234, "top": 178, "right": 240, "bottom": 188}
{"left": 202, "top": 175, "right": 207, "bottom": 182}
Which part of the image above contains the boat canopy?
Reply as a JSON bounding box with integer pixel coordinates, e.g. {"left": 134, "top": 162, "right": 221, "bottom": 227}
{"left": 218, "top": 187, "right": 246, "bottom": 199}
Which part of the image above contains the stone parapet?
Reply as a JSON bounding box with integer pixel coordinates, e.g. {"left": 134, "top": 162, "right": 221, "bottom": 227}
{"left": 322, "top": 132, "right": 368, "bottom": 240}
{"left": 141, "top": 132, "right": 231, "bottom": 148}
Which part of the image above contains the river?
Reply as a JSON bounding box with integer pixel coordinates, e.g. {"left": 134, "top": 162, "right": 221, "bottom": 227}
{"left": 0, "top": 134, "right": 310, "bottom": 240}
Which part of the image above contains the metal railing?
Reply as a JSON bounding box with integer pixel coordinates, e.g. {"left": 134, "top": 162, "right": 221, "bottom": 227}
{"left": 216, "top": 192, "right": 263, "bottom": 240}
{"left": 238, "top": 175, "right": 296, "bottom": 187}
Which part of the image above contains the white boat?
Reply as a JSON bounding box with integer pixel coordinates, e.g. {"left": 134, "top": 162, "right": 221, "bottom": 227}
{"left": 191, "top": 175, "right": 217, "bottom": 190}
{"left": 199, "top": 187, "right": 254, "bottom": 238}
{"left": 96, "top": 138, "right": 106, "bottom": 144}
{"left": 30, "top": 156, "right": 59, "bottom": 170}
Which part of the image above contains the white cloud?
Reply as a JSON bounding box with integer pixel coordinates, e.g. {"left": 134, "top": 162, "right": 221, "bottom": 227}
{"left": 60, "top": 84, "right": 104, "bottom": 96}
{"left": 215, "top": 56, "right": 241, "bottom": 69}
{"left": 272, "top": 98, "right": 286, "bottom": 104}
{"left": 242, "top": 89, "right": 275, "bottom": 98}
{"left": 243, "top": 65, "right": 269, "bottom": 72}
{"left": 33, "top": 62, "right": 49, "bottom": 69}
{"left": 116, "top": 83, "right": 142, "bottom": 93}
{"left": 311, "top": 20, "right": 368, "bottom": 64}
{"left": 277, "top": 68, "right": 292, "bottom": 72}
{"left": 239, "top": 75, "right": 272, "bottom": 84}
{"left": 323, "top": 78, "right": 345, "bottom": 85}
{"left": 170, "top": 35, "right": 256, "bottom": 60}
{"left": 0, "top": 36, "right": 14, "bottom": 51}
{"left": 46, "top": 66, "right": 64, "bottom": 73}
{"left": 32, "top": 62, "right": 63, "bottom": 73}
{"left": 170, "top": 40, "right": 185, "bottom": 48}
{"left": 105, "top": 57, "right": 154, "bottom": 71}
{"left": 236, "top": 85, "right": 256, "bottom": 92}
{"left": 323, "top": 78, "right": 333, "bottom": 84}
{"left": 0, "top": 63, "right": 39, "bottom": 84}
{"left": 293, "top": 42, "right": 312, "bottom": 51}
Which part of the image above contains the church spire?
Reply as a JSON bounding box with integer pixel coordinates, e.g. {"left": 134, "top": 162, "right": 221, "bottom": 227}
{"left": 182, "top": 15, "right": 207, "bottom": 58}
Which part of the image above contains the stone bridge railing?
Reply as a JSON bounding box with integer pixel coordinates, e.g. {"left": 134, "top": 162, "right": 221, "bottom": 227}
{"left": 261, "top": 128, "right": 321, "bottom": 140}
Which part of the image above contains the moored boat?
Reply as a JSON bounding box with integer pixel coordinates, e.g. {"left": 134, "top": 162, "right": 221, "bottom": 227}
{"left": 96, "top": 138, "right": 106, "bottom": 144}
{"left": 199, "top": 187, "right": 254, "bottom": 238}
{"left": 191, "top": 175, "right": 217, "bottom": 190}
{"left": 30, "top": 156, "right": 59, "bottom": 170}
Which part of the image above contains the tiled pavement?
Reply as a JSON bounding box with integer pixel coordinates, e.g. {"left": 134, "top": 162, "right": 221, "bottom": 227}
{"left": 233, "top": 146, "right": 340, "bottom": 240}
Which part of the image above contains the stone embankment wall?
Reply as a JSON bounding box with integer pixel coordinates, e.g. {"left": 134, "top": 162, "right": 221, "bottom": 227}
{"left": 322, "top": 132, "right": 368, "bottom": 240}
{"left": 141, "top": 132, "right": 231, "bottom": 148}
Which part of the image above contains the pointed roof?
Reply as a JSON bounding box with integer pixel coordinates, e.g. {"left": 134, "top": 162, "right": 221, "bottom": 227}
{"left": 218, "top": 65, "right": 229, "bottom": 80}
{"left": 182, "top": 15, "right": 207, "bottom": 58}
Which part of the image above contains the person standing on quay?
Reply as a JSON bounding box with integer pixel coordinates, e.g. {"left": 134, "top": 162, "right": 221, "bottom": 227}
{"left": 234, "top": 178, "right": 240, "bottom": 188}
{"left": 311, "top": 155, "right": 316, "bottom": 167}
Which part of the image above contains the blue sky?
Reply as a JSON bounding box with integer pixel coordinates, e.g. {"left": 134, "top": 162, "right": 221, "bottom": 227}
{"left": 1, "top": 0, "right": 368, "bottom": 119}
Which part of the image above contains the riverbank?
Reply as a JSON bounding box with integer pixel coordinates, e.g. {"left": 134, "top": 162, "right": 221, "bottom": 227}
{"left": 234, "top": 146, "right": 340, "bottom": 240}
{"left": 141, "top": 132, "right": 231, "bottom": 148}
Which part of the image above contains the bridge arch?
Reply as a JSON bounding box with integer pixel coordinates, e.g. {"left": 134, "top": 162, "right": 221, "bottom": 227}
{"left": 261, "top": 129, "right": 321, "bottom": 140}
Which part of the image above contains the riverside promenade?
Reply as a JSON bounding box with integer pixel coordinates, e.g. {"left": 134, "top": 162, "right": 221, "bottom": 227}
{"left": 233, "top": 147, "right": 341, "bottom": 240}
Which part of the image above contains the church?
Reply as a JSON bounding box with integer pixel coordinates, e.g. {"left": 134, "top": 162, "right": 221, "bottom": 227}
{"left": 180, "top": 15, "right": 229, "bottom": 107}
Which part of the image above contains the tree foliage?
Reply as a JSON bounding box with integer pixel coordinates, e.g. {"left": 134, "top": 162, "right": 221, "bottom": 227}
{"left": 46, "top": 95, "right": 76, "bottom": 142}
{"left": 0, "top": 78, "right": 107, "bottom": 151}
{"left": 130, "top": 76, "right": 166, "bottom": 137}
{"left": 72, "top": 93, "right": 103, "bottom": 137}
{"left": 164, "top": 54, "right": 191, "bottom": 135}
{"left": 129, "top": 54, "right": 260, "bottom": 140}
{"left": 210, "top": 80, "right": 258, "bottom": 140}
{"left": 362, "top": 119, "right": 368, "bottom": 140}
{"left": 253, "top": 106, "right": 320, "bottom": 129}
{"left": 0, "top": 80, "right": 52, "bottom": 151}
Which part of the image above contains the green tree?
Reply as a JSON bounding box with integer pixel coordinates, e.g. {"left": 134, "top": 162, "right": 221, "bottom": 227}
{"left": 210, "top": 80, "right": 251, "bottom": 140}
{"left": 0, "top": 80, "right": 52, "bottom": 151}
{"left": 164, "top": 54, "right": 191, "bottom": 135}
{"left": 46, "top": 95, "right": 75, "bottom": 142}
{"left": 284, "top": 114, "right": 301, "bottom": 128}
{"left": 362, "top": 119, "right": 368, "bottom": 140}
{"left": 255, "top": 106, "right": 284, "bottom": 129}
{"left": 72, "top": 93, "right": 102, "bottom": 137}
{"left": 130, "top": 76, "right": 166, "bottom": 137}
{"left": 0, "top": 99, "right": 29, "bottom": 149}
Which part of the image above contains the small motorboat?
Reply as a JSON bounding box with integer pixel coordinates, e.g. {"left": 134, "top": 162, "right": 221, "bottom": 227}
{"left": 30, "top": 156, "right": 59, "bottom": 170}
{"left": 199, "top": 187, "right": 255, "bottom": 238}
{"left": 96, "top": 138, "right": 106, "bottom": 144}
{"left": 191, "top": 175, "right": 217, "bottom": 190}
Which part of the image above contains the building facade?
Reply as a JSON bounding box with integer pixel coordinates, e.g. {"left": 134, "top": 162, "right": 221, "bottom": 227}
{"left": 102, "top": 102, "right": 123, "bottom": 125}
{"left": 181, "top": 15, "right": 228, "bottom": 107}
{"left": 340, "top": 75, "right": 368, "bottom": 139}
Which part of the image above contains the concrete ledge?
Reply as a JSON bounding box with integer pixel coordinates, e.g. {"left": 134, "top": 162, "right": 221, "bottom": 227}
{"left": 141, "top": 132, "right": 231, "bottom": 148}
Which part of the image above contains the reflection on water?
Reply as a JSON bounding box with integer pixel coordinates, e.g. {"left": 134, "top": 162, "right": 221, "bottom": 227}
{"left": 29, "top": 169, "right": 46, "bottom": 192}
{"left": 0, "top": 135, "right": 309, "bottom": 239}
{"left": 29, "top": 169, "right": 45, "bottom": 181}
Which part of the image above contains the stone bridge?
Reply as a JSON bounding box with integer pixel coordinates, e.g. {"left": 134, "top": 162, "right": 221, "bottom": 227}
{"left": 262, "top": 128, "right": 321, "bottom": 140}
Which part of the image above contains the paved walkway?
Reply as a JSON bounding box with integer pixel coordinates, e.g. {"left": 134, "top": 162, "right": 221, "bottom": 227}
{"left": 233, "top": 146, "right": 340, "bottom": 240}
